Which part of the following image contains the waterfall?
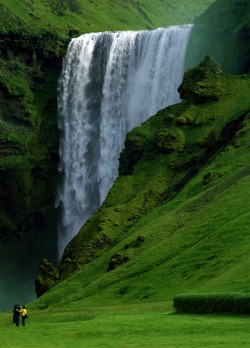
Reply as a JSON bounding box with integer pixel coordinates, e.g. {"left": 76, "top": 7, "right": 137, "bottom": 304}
{"left": 56, "top": 25, "right": 192, "bottom": 257}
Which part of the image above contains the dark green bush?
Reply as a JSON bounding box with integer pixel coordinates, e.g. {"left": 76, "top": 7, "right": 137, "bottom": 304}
{"left": 173, "top": 293, "right": 250, "bottom": 314}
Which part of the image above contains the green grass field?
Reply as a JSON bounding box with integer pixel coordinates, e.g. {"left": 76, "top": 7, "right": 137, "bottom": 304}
{"left": 1, "top": 303, "right": 250, "bottom": 348}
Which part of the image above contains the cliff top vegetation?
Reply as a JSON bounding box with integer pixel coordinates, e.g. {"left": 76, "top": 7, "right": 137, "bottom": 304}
{"left": 0, "top": 0, "right": 215, "bottom": 37}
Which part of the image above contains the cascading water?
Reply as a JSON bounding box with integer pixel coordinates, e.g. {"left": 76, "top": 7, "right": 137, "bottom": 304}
{"left": 56, "top": 25, "right": 192, "bottom": 257}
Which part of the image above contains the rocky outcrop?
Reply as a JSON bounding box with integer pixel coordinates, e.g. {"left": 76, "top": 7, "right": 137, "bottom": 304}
{"left": 107, "top": 253, "right": 129, "bottom": 272}
{"left": 35, "top": 259, "right": 59, "bottom": 297}
{"left": 178, "top": 55, "right": 223, "bottom": 103}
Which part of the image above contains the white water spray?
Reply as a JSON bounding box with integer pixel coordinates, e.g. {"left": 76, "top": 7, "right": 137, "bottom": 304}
{"left": 56, "top": 25, "right": 192, "bottom": 257}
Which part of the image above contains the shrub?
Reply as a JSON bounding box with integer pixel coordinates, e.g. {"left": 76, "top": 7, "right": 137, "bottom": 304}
{"left": 154, "top": 128, "right": 185, "bottom": 154}
{"left": 173, "top": 293, "right": 250, "bottom": 314}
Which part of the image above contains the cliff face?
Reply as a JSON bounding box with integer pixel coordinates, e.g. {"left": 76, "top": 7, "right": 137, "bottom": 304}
{"left": 0, "top": 30, "right": 67, "bottom": 309}
{"left": 185, "top": 0, "right": 250, "bottom": 74}
{"left": 58, "top": 55, "right": 250, "bottom": 281}
{"left": 0, "top": 32, "right": 66, "bottom": 241}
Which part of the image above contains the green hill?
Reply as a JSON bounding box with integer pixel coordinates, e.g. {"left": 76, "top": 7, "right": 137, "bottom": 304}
{"left": 0, "top": 0, "right": 215, "bottom": 36}
{"left": 32, "top": 56, "right": 250, "bottom": 310}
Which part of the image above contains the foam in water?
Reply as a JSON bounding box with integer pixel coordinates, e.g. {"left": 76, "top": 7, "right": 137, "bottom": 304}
{"left": 56, "top": 25, "right": 192, "bottom": 257}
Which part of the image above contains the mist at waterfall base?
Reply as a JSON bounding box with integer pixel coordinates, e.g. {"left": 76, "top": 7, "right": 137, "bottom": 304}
{"left": 0, "top": 215, "right": 58, "bottom": 312}
{"left": 57, "top": 25, "right": 192, "bottom": 257}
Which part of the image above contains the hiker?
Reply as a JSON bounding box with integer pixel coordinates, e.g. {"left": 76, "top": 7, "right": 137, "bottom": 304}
{"left": 13, "top": 304, "right": 21, "bottom": 327}
{"left": 20, "top": 305, "right": 28, "bottom": 326}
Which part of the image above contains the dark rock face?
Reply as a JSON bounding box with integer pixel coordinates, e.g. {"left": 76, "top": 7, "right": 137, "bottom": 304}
{"left": 119, "top": 133, "right": 146, "bottom": 175}
{"left": 0, "top": 31, "right": 69, "bottom": 306}
{"left": 0, "top": 31, "right": 67, "bottom": 241}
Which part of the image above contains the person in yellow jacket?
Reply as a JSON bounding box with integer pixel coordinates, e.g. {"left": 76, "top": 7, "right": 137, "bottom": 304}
{"left": 20, "top": 306, "right": 28, "bottom": 327}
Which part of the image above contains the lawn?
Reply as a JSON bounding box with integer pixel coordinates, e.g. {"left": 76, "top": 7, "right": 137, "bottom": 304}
{"left": 0, "top": 303, "right": 249, "bottom": 347}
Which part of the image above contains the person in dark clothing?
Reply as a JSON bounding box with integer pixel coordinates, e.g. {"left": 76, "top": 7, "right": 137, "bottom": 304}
{"left": 13, "top": 304, "right": 21, "bottom": 327}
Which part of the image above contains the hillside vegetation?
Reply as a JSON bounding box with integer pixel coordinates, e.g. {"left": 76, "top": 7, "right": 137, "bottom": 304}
{"left": 186, "top": 0, "right": 250, "bottom": 74}
{"left": 33, "top": 56, "right": 250, "bottom": 309}
{"left": 0, "top": 0, "right": 215, "bottom": 36}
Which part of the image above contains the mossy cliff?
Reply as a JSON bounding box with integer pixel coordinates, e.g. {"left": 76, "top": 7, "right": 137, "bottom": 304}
{"left": 185, "top": 0, "right": 250, "bottom": 74}
{"left": 31, "top": 55, "right": 250, "bottom": 308}
{"left": 58, "top": 55, "right": 250, "bottom": 283}
{"left": 0, "top": 31, "right": 66, "bottom": 241}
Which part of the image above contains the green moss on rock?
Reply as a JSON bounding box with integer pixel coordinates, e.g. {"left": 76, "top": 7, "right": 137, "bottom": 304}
{"left": 35, "top": 259, "right": 59, "bottom": 298}
{"left": 178, "top": 55, "right": 223, "bottom": 103}
{"left": 0, "top": 30, "right": 62, "bottom": 240}
{"left": 119, "top": 132, "right": 147, "bottom": 175}
{"left": 107, "top": 253, "right": 129, "bottom": 272}
{"left": 124, "top": 235, "right": 145, "bottom": 249}
{"left": 154, "top": 128, "right": 185, "bottom": 154}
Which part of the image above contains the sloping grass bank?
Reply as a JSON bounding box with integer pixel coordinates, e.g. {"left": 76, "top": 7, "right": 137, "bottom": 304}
{"left": 1, "top": 303, "right": 250, "bottom": 348}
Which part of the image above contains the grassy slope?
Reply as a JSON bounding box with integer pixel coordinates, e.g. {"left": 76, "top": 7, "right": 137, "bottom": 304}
{"left": 0, "top": 0, "right": 215, "bottom": 36}
{"left": 31, "top": 58, "right": 250, "bottom": 310}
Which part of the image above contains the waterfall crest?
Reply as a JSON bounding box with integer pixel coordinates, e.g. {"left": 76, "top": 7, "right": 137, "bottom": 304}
{"left": 57, "top": 25, "right": 192, "bottom": 257}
